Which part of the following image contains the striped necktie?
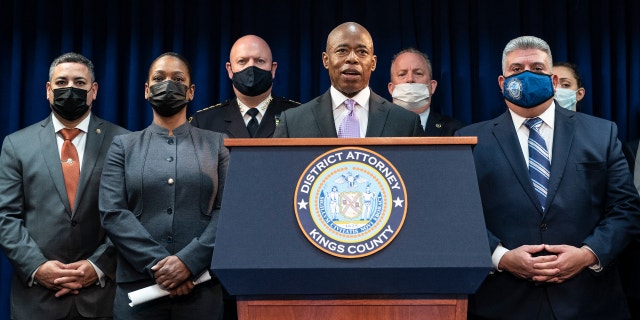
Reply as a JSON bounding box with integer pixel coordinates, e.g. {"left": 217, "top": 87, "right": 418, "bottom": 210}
{"left": 524, "top": 117, "right": 550, "bottom": 210}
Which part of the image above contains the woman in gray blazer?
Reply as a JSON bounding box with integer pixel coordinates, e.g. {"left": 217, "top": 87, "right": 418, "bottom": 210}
{"left": 99, "top": 52, "right": 228, "bottom": 319}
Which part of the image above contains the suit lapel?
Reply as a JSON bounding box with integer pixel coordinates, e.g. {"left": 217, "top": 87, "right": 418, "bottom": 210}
{"left": 312, "top": 91, "right": 338, "bottom": 137}
{"left": 73, "top": 115, "right": 105, "bottom": 216}
{"left": 365, "top": 92, "right": 389, "bottom": 137}
{"left": 39, "top": 117, "right": 72, "bottom": 215}
{"left": 492, "top": 112, "right": 544, "bottom": 214}
{"left": 544, "top": 110, "right": 575, "bottom": 212}
{"left": 255, "top": 100, "right": 278, "bottom": 138}
{"left": 224, "top": 100, "right": 251, "bottom": 138}
{"left": 424, "top": 112, "right": 442, "bottom": 136}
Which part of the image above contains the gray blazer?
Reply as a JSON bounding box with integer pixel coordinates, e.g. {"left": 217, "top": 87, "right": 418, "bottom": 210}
{"left": 99, "top": 122, "right": 228, "bottom": 284}
{"left": 273, "top": 90, "right": 424, "bottom": 137}
{"left": 0, "top": 114, "right": 128, "bottom": 319}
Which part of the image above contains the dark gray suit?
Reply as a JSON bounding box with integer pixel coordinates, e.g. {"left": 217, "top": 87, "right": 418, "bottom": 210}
{"left": 0, "top": 114, "right": 128, "bottom": 319}
{"left": 273, "top": 90, "right": 424, "bottom": 137}
{"left": 99, "top": 122, "right": 228, "bottom": 319}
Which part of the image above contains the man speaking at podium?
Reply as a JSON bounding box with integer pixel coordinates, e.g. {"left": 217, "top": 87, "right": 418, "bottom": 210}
{"left": 274, "top": 22, "right": 423, "bottom": 138}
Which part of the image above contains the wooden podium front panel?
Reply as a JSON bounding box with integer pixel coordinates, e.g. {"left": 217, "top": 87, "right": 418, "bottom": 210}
{"left": 237, "top": 296, "right": 467, "bottom": 320}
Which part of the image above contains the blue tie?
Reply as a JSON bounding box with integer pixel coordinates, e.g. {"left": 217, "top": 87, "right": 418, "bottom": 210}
{"left": 524, "top": 118, "right": 550, "bottom": 210}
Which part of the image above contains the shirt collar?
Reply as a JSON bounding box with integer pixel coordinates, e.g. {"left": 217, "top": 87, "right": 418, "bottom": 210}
{"left": 237, "top": 95, "right": 273, "bottom": 117}
{"left": 418, "top": 108, "right": 431, "bottom": 130}
{"left": 330, "top": 86, "right": 370, "bottom": 110}
{"left": 509, "top": 102, "right": 556, "bottom": 131}
{"left": 52, "top": 112, "right": 91, "bottom": 133}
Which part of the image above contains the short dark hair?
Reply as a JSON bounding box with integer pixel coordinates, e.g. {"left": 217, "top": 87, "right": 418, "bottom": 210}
{"left": 49, "top": 52, "right": 95, "bottom": 82}
{"left": 553, "top": 61, "right": 583, "bottom": 88}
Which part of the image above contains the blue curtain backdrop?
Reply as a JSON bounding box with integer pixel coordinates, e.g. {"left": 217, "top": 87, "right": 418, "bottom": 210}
{"left": 1, "top": 0, "right": 639, "bottom": 318}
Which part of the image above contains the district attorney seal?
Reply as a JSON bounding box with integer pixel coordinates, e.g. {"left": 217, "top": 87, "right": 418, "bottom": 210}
{"left": 295, "top": 147, "right": 408, "bottom": 258}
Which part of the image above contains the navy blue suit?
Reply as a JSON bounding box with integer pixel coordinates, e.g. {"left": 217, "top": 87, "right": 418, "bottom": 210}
{"left": 457, "top": 106, "right": 640, "bottom": 319}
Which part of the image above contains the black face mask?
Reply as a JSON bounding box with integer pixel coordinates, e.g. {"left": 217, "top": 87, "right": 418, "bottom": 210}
{"left": 231, "top": 66, "right": 273, "bottom": 97}
{"left": 148, "top": 80, "right": 189, "bottom": 117}
{"left": 51, "top": 87, "right": 91, "bottom": 121}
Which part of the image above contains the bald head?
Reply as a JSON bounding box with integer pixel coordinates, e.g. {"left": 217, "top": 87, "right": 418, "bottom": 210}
{"left": 226, "top": 34, "right": 277, "bottom": 99}
{"left": 227, "top": 35, "right": 275, "bottom": 74}
{"left": 326, "top": 22, "right": 374, "bottom": 53}
{"left": 322, "top": 22, "right": 377, "bottom": 97}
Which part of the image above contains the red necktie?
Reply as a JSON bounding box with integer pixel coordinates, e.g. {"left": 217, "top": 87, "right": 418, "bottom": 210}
{"left": 60, "top": 128, "right": 81, "bottom": 211}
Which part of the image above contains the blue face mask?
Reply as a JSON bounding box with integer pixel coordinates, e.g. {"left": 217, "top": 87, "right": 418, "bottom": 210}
{"left": 502, "top": 71, "right": 554, "bottom": 108}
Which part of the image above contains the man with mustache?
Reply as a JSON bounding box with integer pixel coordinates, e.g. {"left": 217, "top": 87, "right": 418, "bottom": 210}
{"left": 274, "top": 22, "right": 423, "bottom": 138}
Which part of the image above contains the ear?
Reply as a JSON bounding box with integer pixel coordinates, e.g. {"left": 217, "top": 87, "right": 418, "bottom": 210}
{"left": 576, "top": 87, "right": 586, "bottom": 102}
{"left": 187, "top": 84, "right": 196, "bottom": 101}
{"left": 226, "top": 62, "right": 233, "bottom": 79}
{"left": 429, "top": 79, "right": 438, "bottom": 95}
{"left": 370, "top": 54, "right": 377, "bottom": 71}
{"left": 322, "top": 52, "right": 329, "bottom": 69}
{"left": 498, "top": 75, "right": 505, "bottom": 92}
{"left": 551, "top": 74, "right": 559, "bottom": 90}
{"left": 144, "top": 83, "right": 150, "bottom": 99}
{"left": 271, "top": 62, "right": 278, "bottom": 78}
{"left": 91, "top": 82, "right": 98, "bottom": 98}
{"left": 387, "top": 82, "right": 395, "bottom": 96}
{"left": 46, "top": 82, "right": 52, "bottom": 101}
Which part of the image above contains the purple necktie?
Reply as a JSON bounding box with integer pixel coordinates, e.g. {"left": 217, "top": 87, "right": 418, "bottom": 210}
{"left": 338, "top": 99, "right": 360, "bottom": 138}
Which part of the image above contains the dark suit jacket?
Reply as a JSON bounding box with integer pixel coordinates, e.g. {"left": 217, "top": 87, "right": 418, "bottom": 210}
{"left": 190, "top": 96, "right": 300, "bottom": 138}
{"left": 621, "top": 139, "right": 640, "bottom": 306}
{"left": 457, "top": 106, "right": 640, "bottom": 319}
{"left": 424, "top": 110, "right": 465, "bottom": 136}
{"left": 273, "top": 90, "right": 424, "bottom": 137}
{"left": 0, "top": 114, "right": 128, "bottom": 319}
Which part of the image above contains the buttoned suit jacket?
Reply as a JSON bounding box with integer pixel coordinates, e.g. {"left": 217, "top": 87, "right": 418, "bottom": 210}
{"left": 457, "top": 106, "right": 640, "bottom": 319}
{"left": 0, "top": 114, "right": 128, "bottom": 319}
{"left": 99, "top": 123, "right": 228, "bottom": 285}
{"left": 190, "top": 96, "right": 300, "bottom": 138}
{"left": 424, "top": 110, "right": 465, "bottom": 136}
{"left": 273, "top": 90, "right": 424, "bottom": 137}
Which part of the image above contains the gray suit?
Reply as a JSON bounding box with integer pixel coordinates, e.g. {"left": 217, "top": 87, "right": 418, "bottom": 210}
{"left": 0, "top": 114, "right": 128, "bottom": 319}
{"left": 99, "top": 122, "right": 228, "bottom": 319}
{"left": 273, "top": 90, "right": 424, "bottom": 137}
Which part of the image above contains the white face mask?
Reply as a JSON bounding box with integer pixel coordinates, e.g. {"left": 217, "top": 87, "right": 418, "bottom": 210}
{"left": 391, "top": 83, "right": 430, "bottom": 111}
{"left": 554, "top": 88, "right": 578, "bottom": 111}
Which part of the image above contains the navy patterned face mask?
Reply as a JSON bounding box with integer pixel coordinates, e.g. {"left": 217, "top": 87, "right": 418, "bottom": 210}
{"left": 502, "top": 71, "right": 554, "bottom": 108}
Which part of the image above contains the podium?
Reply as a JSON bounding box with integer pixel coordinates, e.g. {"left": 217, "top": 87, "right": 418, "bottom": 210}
{"left": 211, "top": 137, "right": 491, "bottom": 320}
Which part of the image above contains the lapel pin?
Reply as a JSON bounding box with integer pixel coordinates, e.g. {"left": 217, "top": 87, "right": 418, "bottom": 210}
{"left": 96, "top": 128, "right": 101, "bottom": 134}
